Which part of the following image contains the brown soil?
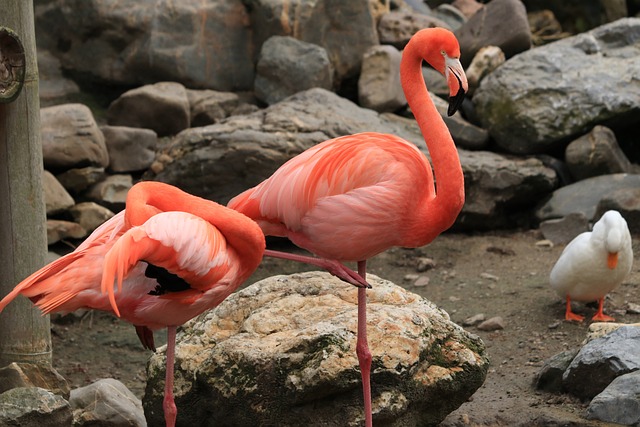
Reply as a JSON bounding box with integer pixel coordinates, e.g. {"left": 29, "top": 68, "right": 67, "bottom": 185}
{"left": 51, "top": 230, "right": 640, "bottom": 426}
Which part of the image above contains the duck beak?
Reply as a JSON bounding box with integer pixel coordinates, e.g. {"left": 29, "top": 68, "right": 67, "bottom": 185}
{"left": 607, "top": 252, "right": 618, "bottom": 269}
{"left": 445, "top": 57, "right": 468, "bottom": 116}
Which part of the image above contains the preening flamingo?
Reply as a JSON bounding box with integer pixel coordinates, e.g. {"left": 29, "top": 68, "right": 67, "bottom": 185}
{"left": 550, "top": 210, "right": 632, "bottom": 322}
{"left": 0, "top": 181, "right": 266, "bottom": 427}
{"left": 228, "top": 27, "right": 467, "bottom": 426}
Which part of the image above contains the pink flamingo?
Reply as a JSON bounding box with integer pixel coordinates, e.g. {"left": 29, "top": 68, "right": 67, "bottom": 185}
{"left": 228, "top": 27, "right": 467, "bottom": 426}
{"left": 0, "top": 181, "right": 266, "bottom": 427}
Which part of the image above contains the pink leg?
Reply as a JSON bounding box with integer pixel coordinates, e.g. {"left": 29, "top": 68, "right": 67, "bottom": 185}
{"left": 264, "top": 249, "right": 370, "bottom": 288}
{"left": 356, "top": 260, "right": 372, "bottom": 427}
{"left": 164, "top": 326, "right": 178, "bottom": 427}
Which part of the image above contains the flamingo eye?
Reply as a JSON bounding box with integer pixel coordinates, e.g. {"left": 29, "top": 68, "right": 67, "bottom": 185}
{"left": 441, "top": 49, "right": 446, "bottom": 56}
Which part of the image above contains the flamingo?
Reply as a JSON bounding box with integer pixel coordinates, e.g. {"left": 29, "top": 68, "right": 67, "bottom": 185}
{"left": 550, "top": 210, "right": 633, "bottom": 322}
{"left": 0, "top": 181, "right": 266, "bottom": 427}
{"left": 228, "top": 27, "right": 467, "bottom": 426}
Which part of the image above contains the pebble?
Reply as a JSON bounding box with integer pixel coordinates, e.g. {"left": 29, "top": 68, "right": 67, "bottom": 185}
{"left": 477, "top": 316, "right": 505, "bottom": 331}
{"left": 462, "top": 313, "right": 486, "bottom": 326}
{"left": 416, "top": 257, "right": 436, "bottom": 272}
{"left": 413, "top": 276, "right": 430, "bottom": 287}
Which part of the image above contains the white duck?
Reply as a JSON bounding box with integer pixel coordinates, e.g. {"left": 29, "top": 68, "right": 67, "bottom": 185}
{"left": 550, "top": 210, "right": 633, "bottom": 322}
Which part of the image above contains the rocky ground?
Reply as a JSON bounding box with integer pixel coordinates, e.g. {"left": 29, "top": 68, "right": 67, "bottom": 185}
{"left": 50, "top": 229, "right": 640, "bottom": 426}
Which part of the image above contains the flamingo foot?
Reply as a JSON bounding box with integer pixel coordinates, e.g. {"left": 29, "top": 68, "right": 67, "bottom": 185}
{"left": 164, "top": 326, "right": 178, "bottom": 427}
{"left": 564, "top": 296, "right": 584, "bottom": 322}
{"left": 263, "top": 249, "right": 370, "bottom": 288}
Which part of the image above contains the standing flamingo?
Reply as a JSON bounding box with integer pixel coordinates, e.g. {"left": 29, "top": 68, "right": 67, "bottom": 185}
{"left": 550, "top": 210, "right": 633, "bottom": 322}
{"left": 0, "top": 181, "right": 266, "bottom": 427}
{"left": 228, "top": 27, "right": 467, "bottom": 426}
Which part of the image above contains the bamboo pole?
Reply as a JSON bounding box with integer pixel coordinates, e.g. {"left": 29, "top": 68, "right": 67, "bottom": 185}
{"left": 0, "top": 2, "right": 52, "bottom": 367}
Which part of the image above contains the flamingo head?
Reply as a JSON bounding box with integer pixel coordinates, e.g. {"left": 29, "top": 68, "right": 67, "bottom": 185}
{"left": 421, "top": 28, "right": 468, "bottom": 116}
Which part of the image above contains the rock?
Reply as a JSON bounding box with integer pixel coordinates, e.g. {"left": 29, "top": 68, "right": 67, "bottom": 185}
{"left": 413, "top": 276, "right": 430, "bottom": 287}
{"left": 68, "top": 202, "right": 115, "bottom": 234}
{"left": 538, "top": 212, "right": 589, "bottom": 245}
{"left": 358, "top": 45, "right": 405, "bottom": 113}
{"left": 36, "top": 0, "right": 255, "bottom": 91}
{"left": 528, "top": 9, "right": 570, "bottom": 46}
{"left": 38, "top": 49, "right": 80, "bottom": 107}
{"left": 432, "top": 4, "right": 468, "bottom": 31}
{"left": 466, "top": 46, "right": 505, "bottom": 97}
{"left": 377, "top": 10, "right": 451, "bottom": 50}
{"left": 521, "top": 0, "right": 629, "bottom": 33}
{"left": 452, "top": 0, "right": 483, "bottom": 19}
{"left": 85, "top": 174, "right": 133, "bottom": 211}
{"left": 416, "top": 257, "right": 436, "bottom": 272}
{"left": 245, "top": 0, "right": 378, "bottom": 83}
{"left": 462, "top": 313, "right": 486, "bottom": 326}
{"left": 187, "top": 89, "right": 242, "bottom": 127}
{"left": 55, "top": 167, "right": 107, "bottom": 195}
{"left": 47, "top": 220, "right": 87, "bottom": 245}
{"left": 254, "top": 36, "right": 333, "bottom": 105}
{"left": 41, "top": 103, "right": 109, "bottom": 171}
{"left": 0, "top": 387, "right": 72, "bottom": 426}
{"left": 594, "top": 187, "right": 640, "bottom": 234}
{"left": 144, "top": 272, "right": 488, "bottom": 426}
{"left": 43, "top": 170, "right": 75, "bottom": 216}
{"left": 563, "top": 326, "right": 640, "bottom": 400}
{"left": 101, "top": 126, "right": 157, "bottom": 173}
{"left": 455, "top": 0, "right": 531, "bottom": 67}
{"left": 587, "top": 370, "right": 640, "bottom": 425}
{"left": 107, "top": 82, "right": 190, "bottom": 137}
{"left": 535, "top": 173, "right": 640, "bottom": 222}
{"left": 534, "top": 349, "right": 578, "bottom": 393}
{"left": 584, "top": 322, "right": 640, "bottom": 343}
{"left": 477, "top": 316, "right": 505, "bottom": 331}
{"left": 0, "top": 362, "right": 70, "bottom": 400}
{"left": 426, "top": 94, "right": 490, "bottom": 150}
{"left": 565, "top": 125, "right": 633, "bottom": 181}
{"left": 474, "top": 18, "right": 640, "bottom": 154}
{"left": 70, "top": 378, "right": 146, "bottom": 427}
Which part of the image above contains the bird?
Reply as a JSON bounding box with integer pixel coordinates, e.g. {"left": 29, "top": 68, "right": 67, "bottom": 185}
{"left": 228, "top": 27, "right": 467, "bottom": 426}
{"left": 0, "top": 181, "right": 266, "bottom": 427}
{"left": 550, "top": 210, "right": 633, "bottom": 322}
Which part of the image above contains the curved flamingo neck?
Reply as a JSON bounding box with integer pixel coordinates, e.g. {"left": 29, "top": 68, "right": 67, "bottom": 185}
{"left": 400, "top": 32, "right": 465, "bottom": 242}
{"left": 125, "top": 182, "right": 265, "bottom": 279}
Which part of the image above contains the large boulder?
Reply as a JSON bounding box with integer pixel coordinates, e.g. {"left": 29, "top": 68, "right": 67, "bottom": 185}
{"left": 144, "top": 272, "right": 488, "bottom": 426}
{"left": 473, "top": 18, "right": 640, "bottom": 155}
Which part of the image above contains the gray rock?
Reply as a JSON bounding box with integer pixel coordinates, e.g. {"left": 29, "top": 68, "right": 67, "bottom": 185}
{"left": 455, "top": 0, "right": 531, "bottom": 67}
{"left": 70, "top": 378, "right": 146, "bottom": 427}
{"left": 0, "top": 362, "right": 70, "bottom": 401}
{"left": 587, "top": 370, "right": 640, "bottom": 425}
{"left": 477, "top": 316, "right": 505, "bottom": 331}
{"left": 466, "top": 46, "right": 505, "bottom": 97}
{"left": 47, "top": 220, "right": 87, "bottom": 245}
{"left": 377, "top": 10, "right": 451, "bottom": 50}
{"left": 0, "top": 387, "right": 72, "bottom": 426}
{"left": 41, "top": 103, "right": 109, "bottom": 171}
{"left": 245, "top": 0, "right": 378, "bottom": 83}
{"left": 85, "top": 175, "right": 133, "bottom": 211}
{"left": 452, "top": 0, "right": 483, "bottom": 19}
{"left": 55, "top": 167, "right": 107, "bottom": 195}
{"left": 254, "top": 36, "right": 333, "bottom": 105}
{"left": 427, "top": 94, "right": 490, "bottom": 150}
{"left": 101, "top": 126, "right": 157, "bottom": 173}
{"left": 358, "top": 45, "right": 405, "bottom": 113}
{"left": 535, "top": 173, "right": 640, "bottom": 222}
{"left": 144, "top": 272, "right": 488, "bottom": 426}
{"left": 474, "top": 18, "right": 640, "bottom": 154}
{"left": 563, "top": 326, "right": 640, "bottom": 400}
{"left": 68, "top": 202, "right": 115, "bottom": 234}
{"left": 107, "top": 82, "right": 190, "bottom": 137}
{"left": 433, "top": 4, "right": 468, "bottom": 31}
{"left": 38, "top": 49, "right": 80, "bottom": 107}
{"left": 595, "top": 188, "right": 640, "bottom": 234}
{"left": 521, "top": 0, "right": 629, "bottom": 33}
{"left": 534, "top": 349, "right": 578, "bottom": 393}
{"left": 565, "top": 125, "right": 633, "bottom": 181}
{"left": 43, "top": 170, "right": 75, "bottom": 216}
{"left": 186, "top": 89, "right": 242, "bottom": 127}
{"left": 36, "top": 0, "right": 255, "bottom": 91}
{"left": 539, "top": 212, "right": 589, "bottom": 245}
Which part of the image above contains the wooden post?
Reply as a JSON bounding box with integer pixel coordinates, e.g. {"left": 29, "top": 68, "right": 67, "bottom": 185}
{"left": 0, "top": 2, "right": 51, "bottom": 367}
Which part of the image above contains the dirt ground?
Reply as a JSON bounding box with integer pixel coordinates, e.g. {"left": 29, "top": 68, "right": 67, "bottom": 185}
{"left": 50, "top": 230, "right": 640, "bottom": 426}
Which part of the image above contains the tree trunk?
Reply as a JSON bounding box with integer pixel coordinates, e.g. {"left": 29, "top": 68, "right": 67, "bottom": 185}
{"left": 0, "top": 2, "right": 51, "bottom": 367}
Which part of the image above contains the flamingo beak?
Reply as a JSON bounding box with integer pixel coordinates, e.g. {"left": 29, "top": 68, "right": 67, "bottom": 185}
{"left": 445, "top": 56, "right": 468, "bottom": 116}
{"left": 607, "top": 252, "right": 619, "bottom": 269}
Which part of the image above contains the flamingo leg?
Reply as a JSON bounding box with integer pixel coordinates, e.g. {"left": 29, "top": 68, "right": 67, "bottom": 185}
{"left": 356, "top": 260, "right": 373, "bottom": 427}
{"left": 164, "top": 326, "right": 178, "bottom": 427}
{"left": 263, "top": 249, "right": 370, "bottom": 288}
{"left": 592, "top": 297, "right": 615, "bottom": 322}
{"left": 564, "top": 296, "right": 585, "bottom": 322}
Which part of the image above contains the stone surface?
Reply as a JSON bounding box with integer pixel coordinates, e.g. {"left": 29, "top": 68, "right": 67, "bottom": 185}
{"left": 0, "top": 387, "right": 72, "bottom": 426}
{"left": 254, "top": 36, "right": 333, "bottom": 105}
{"left": 539, "top": 212, "right": 589, "bottom": 244}
{"left": 47, "top": 220, "right": 87, "bottom": 245}
{"left": 358, "top": 45, "right": 405, "bottom": 113}
{"left": 474, "top": 18, "right": 640, "bottom": 154}
{"left": 465, "top": 46, "right": 505, "bottom": 97}
{"left": 562, "top": 326, "right": 640, "bottom": 400}
{"left": 68, "top": 202, "right": 115, "bottom": 234}
{"left": 70, "top": 378, "right": 146, "bottom": 427}
{"left": 106, "top": 82, "right": 190, "bottom": 137}
{"left": 85, "top": 174, "right": 133, "bottom": 211}
{"left": 0, "top": 362, "right": 70, "bottom": 401}
{"left": 377, "top": 10, "right": 451, "bottom": 49}
{"left": 144, "top": 272, "right": 488, "bottom": 426}
{"left": 55, "top": 167, "right": 107, "bottom": 195}
{"left": 101, "top": 126, "right": 157, "bottom": 173}
{"left": 587, "top": 370, "right": 640, "bottom": 425}
{"left": 187, "top": 89, "right": 242, "bottom": 127}
{"left": 594, "top": 188, "right": 640, "bottom": 234}
{"left": 43, "top": 170, "right": 75, "bottom": 216}
{"left": 41, "top": 103, "right": 109, "bottom": 171}
{"left": 534, "top": 349, "right": 579, "bottom": 393}
{"left": 38, "top": 49, "right": 80, "bottom": 107}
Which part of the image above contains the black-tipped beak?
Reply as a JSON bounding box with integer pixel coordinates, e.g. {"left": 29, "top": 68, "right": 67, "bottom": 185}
{"left": 447, "top": 73, "right": 466, "bottom": 116}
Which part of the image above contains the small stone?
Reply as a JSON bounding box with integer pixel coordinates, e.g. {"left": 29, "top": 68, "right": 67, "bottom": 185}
{"left": 479, "top": 272, "right": 499, "bottom": 281}
{"left": 413, "top": 276, "right": 430, "bottom": 287}
{"left": 477, "top": 316, "right": 505, "bottom": 331}
{"left": 403, "top": 274, "right": 419, "bottom": 282}
{"left": 416, "top": 257, "right": 437, "bottom": 272}
{"left": 462, "top": 313, "right": 486, "bottom": 326}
